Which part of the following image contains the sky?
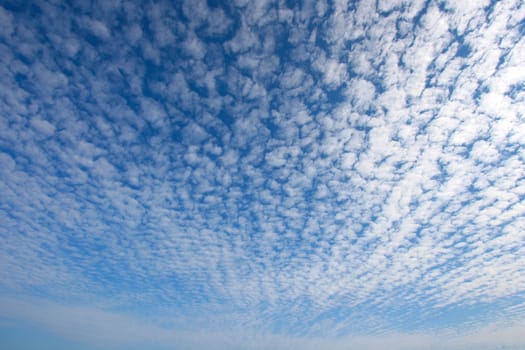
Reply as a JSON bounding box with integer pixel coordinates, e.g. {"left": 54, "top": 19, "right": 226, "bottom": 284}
{"left": 0, "top": 0, "right": 524, "bottom": 349}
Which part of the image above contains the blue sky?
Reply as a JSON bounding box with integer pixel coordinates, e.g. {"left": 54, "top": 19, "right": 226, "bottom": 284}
{"left": 0, "top": 0, "right": 524, "bottom": 349}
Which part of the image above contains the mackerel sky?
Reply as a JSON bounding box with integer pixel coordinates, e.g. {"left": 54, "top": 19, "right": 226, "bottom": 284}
{"left": 0, "top": 0, "right": 524, "bottom": 349}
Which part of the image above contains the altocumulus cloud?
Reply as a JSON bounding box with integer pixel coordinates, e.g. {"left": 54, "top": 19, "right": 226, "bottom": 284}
{"left": 0, "top": 0, "right": 524, "bottom": 349}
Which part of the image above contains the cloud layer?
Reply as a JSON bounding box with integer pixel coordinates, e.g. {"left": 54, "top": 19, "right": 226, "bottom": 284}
{"left": 0, "top": 0, "right": 524, "bottom": 348}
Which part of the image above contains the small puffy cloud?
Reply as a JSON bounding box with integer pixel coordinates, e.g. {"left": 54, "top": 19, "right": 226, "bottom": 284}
{"left": 0, "top": 5, "right": 14, "bottom": 38}
{"left": 182, "top": 33, "right": 207, "bottom": 59}
{"left": 0, "top": 152, "right": 16, "bottom": 173}
{"left": 182, "top": 121, "right": 209, "bottom": 145}
{"left": 470, "top": 140, "right": 500, "bottom": 163}
{"left": 30, "top": 118, "right": 56, "bottom": 137}
{"left": 79, "top": 16, "right": 111, "bottom": 40}
{"left": 347, "top": 78, "right": 376, "bottom": 111}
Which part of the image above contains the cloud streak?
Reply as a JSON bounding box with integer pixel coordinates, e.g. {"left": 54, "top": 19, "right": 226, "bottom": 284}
{"left": 1, "top": 297, "right": 525, "bottom": 350}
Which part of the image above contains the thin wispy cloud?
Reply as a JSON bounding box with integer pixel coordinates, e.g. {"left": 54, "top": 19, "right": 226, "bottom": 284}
{"left": 0, "top": 0, "right": 524, "bottom": 349}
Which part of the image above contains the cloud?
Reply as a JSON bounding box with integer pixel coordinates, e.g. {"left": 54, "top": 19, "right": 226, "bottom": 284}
{"left": 0, "top": 0, "right": 524, "bottom": 349}
{"left": 79, "top": 16, "right": 111, "bottom": 40}
{"left": 0, "top": 5, "right": 14, "bottom": 38}
{"left": 30, "top": 118, "right": 56, "bottom": 137}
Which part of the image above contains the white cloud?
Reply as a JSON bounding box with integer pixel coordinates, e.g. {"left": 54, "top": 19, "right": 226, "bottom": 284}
{"left": 347, "top": 78, "right": 376, "bottom": 111}
{"left": 182, "top": 32, "right": 207, "bottom": 60}
{"left": 0, "top": 5, "right": 14, "bottom": 38}
{"left": 79, "top": 16, "right": 111, "bottom": 40}
{"left": 30, "top": 118, "right": 56, "bottom": 137}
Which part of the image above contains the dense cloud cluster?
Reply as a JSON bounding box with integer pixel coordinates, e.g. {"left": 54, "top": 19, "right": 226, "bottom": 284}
{"left": 0, "top": 0, "right": 524, "bottom": 348}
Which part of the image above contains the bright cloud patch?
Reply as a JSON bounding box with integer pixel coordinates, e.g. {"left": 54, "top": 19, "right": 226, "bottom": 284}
{"left": 0, "top": 1, "right": 524, "bottom": 349}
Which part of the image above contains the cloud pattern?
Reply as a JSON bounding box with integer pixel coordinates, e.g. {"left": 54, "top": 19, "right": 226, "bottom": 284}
{"left": 0, "top": 0, "right": 524, "bottom": 348}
